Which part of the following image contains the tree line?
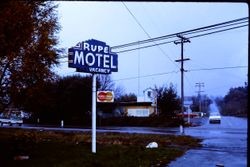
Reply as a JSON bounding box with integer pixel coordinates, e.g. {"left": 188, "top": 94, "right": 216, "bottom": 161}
{"left": 9, "top": 75, "right": 182, "bottom": 125}
{"left": 215, "top": 84, "right": 248, "bottom": 117}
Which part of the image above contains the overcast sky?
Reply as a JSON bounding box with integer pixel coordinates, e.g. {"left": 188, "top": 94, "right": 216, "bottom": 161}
{"left": 54, "top": 1, "right": 248, "bottom": 98}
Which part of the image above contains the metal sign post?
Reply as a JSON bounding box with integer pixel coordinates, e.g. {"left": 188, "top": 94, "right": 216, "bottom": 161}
{"left": 92, "top": 73, "right": 96, "bottom": 153}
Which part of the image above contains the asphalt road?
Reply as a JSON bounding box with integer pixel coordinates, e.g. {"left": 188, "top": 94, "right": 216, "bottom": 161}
{"left": 168, "top": 116, "right": 248, "bottom": 167}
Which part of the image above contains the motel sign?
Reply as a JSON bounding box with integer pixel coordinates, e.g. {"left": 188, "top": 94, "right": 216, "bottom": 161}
{"left": 68, "top": 39, "right": 118, "bottom": 153}
{"left": 68, "top": 39, "right": 118, "bottom": 74}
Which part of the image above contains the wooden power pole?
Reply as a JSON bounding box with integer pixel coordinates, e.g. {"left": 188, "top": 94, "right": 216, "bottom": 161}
{"left": 174, "top": 34, "right": 190, "bottom": 128}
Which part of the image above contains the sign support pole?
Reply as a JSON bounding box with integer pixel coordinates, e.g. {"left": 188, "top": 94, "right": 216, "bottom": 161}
{"left": 92, "top": 73, "right": 96, "bottom": 153}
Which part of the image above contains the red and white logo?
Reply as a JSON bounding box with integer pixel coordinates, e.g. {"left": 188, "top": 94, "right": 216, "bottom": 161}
{"left": 97, "top": 91, "right": 114, "bottom": 102}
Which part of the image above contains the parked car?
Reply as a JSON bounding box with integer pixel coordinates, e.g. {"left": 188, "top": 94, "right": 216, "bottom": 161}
{"left": 209, "top": 112, "right": 221, "bottom": 124}
{"left": 0, "top": 116, "right": 23, "bottom": 126}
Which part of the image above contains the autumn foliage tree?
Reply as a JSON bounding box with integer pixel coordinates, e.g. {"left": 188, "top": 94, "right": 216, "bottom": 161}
{"left": 0, "top": 1, "right": 63, "bottom": 109}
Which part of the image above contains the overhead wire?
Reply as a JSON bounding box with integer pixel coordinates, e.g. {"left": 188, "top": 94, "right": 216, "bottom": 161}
{"left": 112, "top": 65, "right": 247, "bottom": 82}
{"left": 113, "top": 23, "right": 248, "bottom": 53}
{"left": 183, "top": 72, "right": 197, "bottom": 96}
{"left": 60, "top": 65, "right": 247, "bottom": 81}
{"left": 121, "top": 1, "right": 179, "bottom": 68}
{"left": 188, "top": 65, "right": 247, "bottom": 72}
{"left": 188, "top": 24, "right": 248, "bottom": 40}
{"left": 111, "top": 17, "right": 248, "bottom": 50}
{"left": 121, "top": 2, "right": 151, "bottom": 40}
{"left": 114, "top": 70, "right": 179, "bottom": 81}
{"left": 58, "top": 16, "right": 248, "bottom": 85}
{"left": 58, "top": 17, "right": 248, "bottom": 58}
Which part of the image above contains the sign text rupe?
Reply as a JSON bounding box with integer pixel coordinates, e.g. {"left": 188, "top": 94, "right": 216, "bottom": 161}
{"left": 68, "top": 39, "right": 118, "bottom": 74}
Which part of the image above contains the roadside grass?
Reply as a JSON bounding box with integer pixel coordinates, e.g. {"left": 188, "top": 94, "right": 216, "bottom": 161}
{"left": 0, "top": 128, "right": 202, "bottom": 167}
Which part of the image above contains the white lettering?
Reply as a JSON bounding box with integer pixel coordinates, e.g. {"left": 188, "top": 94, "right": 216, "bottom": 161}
{"left": 74, "top": 51, "right": 84, "bottom": 65}
{"left": 71, "top": 41, "right": 118, "bottom": 74}
{"left": 98, "top": 46, "right": 103, "bottom": 52}
{"left": 83, "top": 43, "right": 90, "bottom": 51}
{"left": 103, "top": 54, "right": 109, "bottom": 68}
{"left": 110, "top": 54, "right": 117, "bottom": 69}
{"left": 85, "top": 53, "right": 95, "bottom": 66}
{"left": 91, "top": 45, "right": 97, "bottom": 52}
{"left": 89, "top": 67, "right": 110, "bottom": 74}
{"left": 96, "top": 53, "right": 103, "bottom": 67}
{"left": 104, "top": 46, "right": 109, "bottom": 54}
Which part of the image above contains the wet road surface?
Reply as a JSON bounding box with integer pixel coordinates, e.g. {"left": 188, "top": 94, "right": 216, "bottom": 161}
{"left": 168, "top": 116, "right": 247, "bottom": 167}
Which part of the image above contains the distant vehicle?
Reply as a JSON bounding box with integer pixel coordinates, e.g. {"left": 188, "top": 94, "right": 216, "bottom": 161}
{"left": 0, "top": 107, "right": 26, "bottom": 126}
{"left": 0, "top": 116, "right": 23, "bottom": 126}
{"left": 209, "top": 112, "right": 221, "bottom": 124}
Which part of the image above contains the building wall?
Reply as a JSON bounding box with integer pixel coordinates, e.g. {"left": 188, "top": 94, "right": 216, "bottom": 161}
{"left": 124, "top": 105, "right": 155, "bottom": 117}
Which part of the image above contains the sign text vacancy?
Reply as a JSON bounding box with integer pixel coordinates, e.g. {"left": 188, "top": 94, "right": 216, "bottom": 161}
{"left": 68, "top": 39, "right": 118, "bottom": 74}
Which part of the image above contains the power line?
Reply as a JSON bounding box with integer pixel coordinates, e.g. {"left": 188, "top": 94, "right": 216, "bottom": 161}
{"left": 121, "top": 1, "right": 179, "bottom": 68}
{"left": 59, "top": 17, "right": 248, "bottom": 58}
{"left": 111, "top": 17, "right": 248, "bottom": 50}
{"left": 113, "top": 70, "right": 179, "bottom": 81}
{"left": 113, "top": 23, "right": 248, "bottom": 53}
{"left": 188, "top": 65, "right": 247, "bottom": 72}
{"left": 122, "top": 2, "right": 151, "bottom": 39}
{"left": 182, "top": 20, "right": 248, "bottom": 37}
{"left": 188, "top": 24, "right": 248, "bottom": 40}
{"left": 112, "top": 65, "right": 247, "bottom": 82}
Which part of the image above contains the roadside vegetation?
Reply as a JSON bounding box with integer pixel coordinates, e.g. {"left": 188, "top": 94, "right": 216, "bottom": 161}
{"left": 11, "top": 75, "right": 185, "bottom": 127}
{"left": 215, "top": 84, "right": 248, "bottom": 117}
{"left": 0, "top": 128, "right": 202, "bottom": 167}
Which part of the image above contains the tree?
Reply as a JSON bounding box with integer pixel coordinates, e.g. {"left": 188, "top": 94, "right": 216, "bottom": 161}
{"left": 0, "top": 1, "right": 63, "bottom": 108}
{"left": 55, "top": 75, "right": 93, "bottom": 124}
{"left": 115, "top": 93, "right": 137, "bottom": 102}
{"left": 97, "top": 74, "right": 115, "bottom": 91}
{"left": 217, "top": 85, "right": 248, "bottom": 116}
{"left": 154, "top": 83, "right": 181, "bottom": 117}
{"left": 21, "top": 75, "right": 93, "bottom": 125}
{"left": 97, "top": 74, "right": 124, "bottom": 99}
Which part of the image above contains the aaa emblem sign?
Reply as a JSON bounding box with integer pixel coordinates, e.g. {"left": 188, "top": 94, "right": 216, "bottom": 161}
{"left": 97, "top": 91, "right": 114, "bottom": 102}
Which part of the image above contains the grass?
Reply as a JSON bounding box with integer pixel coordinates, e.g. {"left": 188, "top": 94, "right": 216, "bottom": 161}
{"left": 0, "top": 128, "right": 202, "bottom": 167}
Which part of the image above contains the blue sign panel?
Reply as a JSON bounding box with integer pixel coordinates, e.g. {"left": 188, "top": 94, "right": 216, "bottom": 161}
{"left": 68, "top": 39, "right": 118, "bottom": 74}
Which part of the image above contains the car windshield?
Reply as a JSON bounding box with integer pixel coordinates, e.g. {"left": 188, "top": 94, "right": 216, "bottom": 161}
{"left": 210, "top": 112, "right": 220, "bottom": 116}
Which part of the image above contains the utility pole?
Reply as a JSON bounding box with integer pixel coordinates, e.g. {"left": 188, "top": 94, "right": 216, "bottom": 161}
{"left": 195, "top": 82, "right": 204, "bottom": 112}
{"left": 174, "top": 34, "right": 190, "bottom": 131}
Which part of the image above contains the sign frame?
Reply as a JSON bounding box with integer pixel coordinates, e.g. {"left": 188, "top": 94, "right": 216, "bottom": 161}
{"left": 68, "top": 39, "right": 118, "bottom": 74}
